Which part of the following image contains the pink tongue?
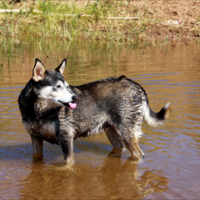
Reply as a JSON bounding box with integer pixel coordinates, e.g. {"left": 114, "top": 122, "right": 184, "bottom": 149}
{"left": 68, "top": 103, "right": 77, "bottom": 109}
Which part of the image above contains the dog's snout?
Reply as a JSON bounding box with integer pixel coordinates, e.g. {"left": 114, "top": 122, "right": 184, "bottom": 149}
{"left": 72, "top": 95, "right": 76, "bottom": 103}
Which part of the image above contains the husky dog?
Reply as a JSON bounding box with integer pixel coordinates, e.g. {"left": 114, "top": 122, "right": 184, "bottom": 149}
{"left": 18, "top": 59, "right": 170, "bottom": 164}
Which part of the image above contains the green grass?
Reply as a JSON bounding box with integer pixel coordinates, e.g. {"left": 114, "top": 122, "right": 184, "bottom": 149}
{"left": 0, "top": 0, "right": 150, "bottom": 43}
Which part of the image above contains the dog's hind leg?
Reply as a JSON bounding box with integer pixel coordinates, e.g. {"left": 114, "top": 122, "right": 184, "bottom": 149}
{"left": 31, "top": 136, "right": 43, "bottom": 160}
{"left": 122, "top": 135, "right": 144, "bottom": 159}
{"left": 105, "top": 126, "right": 123, "bottom": 157}
{"left": 118, "top": 127, "right": 144, "bottom": 159}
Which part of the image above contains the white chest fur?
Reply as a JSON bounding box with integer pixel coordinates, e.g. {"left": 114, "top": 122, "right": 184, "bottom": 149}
{"left": 23, "top": 121, "right": 56, "bottom": 138}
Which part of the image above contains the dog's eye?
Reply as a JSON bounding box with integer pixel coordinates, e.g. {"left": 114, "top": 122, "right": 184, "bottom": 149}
{"left": 57, "top": 85, "right": 61, "bottom": 88}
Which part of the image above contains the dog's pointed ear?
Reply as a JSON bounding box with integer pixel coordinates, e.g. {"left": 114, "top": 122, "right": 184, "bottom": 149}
{"left": 55, "top": 59, "right": 67, "bottom": 74}
{"left": 32, "top": 59, "right": 46, "bottom": 82}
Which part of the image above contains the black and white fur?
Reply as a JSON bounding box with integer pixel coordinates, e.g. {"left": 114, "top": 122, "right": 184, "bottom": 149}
{"left": 18, "top": 59, "right": 170, "bottom": 164}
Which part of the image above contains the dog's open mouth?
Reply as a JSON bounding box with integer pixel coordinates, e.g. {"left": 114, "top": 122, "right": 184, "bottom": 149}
{"left": 58, "top": 101, "right": 77, "bottom": 109}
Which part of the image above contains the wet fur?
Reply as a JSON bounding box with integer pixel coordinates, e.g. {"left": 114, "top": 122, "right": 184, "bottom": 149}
{"left": 18, "top": 59, "right": 170, "bottom": 163}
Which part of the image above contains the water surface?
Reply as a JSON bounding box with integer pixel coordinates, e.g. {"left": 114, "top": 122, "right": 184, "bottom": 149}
{"left": 0, "top": 39, "right": 200, "bottom": 199}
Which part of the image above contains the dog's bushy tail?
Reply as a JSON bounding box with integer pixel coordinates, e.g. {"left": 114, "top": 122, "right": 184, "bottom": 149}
{"left": 142, "top": 93, "right": 171, "bottom": 127}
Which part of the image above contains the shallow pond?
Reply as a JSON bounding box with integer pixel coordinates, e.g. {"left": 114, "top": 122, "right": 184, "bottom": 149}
{"left": 0, "top": 39, "right": 200, "bottom": 199}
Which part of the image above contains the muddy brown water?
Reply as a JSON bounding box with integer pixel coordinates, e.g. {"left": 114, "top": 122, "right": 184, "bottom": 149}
{"left": 0, "top": 39, "right": 200, "bottom": 199}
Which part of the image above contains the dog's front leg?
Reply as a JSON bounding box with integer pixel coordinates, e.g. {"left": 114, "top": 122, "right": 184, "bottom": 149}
{"left": 31, "top": 136, "right": 43, "bottom": 160}
{"left": 57, "top": 133, "right": 74, "bottom": 164}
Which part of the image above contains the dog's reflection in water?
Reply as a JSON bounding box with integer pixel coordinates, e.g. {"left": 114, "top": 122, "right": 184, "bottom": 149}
{"left": 20, "top": 154, "right": 168, "bottom": 200}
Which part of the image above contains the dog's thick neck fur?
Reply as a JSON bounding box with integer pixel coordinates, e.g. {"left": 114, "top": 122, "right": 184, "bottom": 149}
{"left": 35, "top": 98, "right": 61, "bottom": 117}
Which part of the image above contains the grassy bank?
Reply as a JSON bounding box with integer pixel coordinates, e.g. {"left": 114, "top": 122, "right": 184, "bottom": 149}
{"left": 0, "top": 0, "right": 147, "bottom": 42}
{"left": 0, "top": 0, "right": 200, "bottom": 43}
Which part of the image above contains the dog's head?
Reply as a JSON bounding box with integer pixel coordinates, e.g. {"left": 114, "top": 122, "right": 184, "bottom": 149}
{"left": 32, "top": 58, "right": 77, "bottom": 109}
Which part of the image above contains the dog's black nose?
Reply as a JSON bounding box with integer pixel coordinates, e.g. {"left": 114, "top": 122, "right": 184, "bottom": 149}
{"left": 72, "top": 95, "right": 76, "bottom": 103}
